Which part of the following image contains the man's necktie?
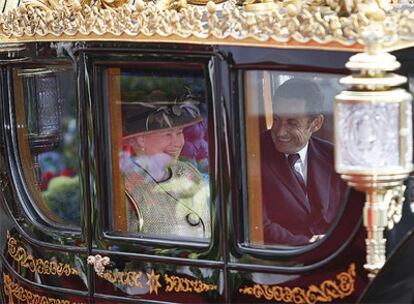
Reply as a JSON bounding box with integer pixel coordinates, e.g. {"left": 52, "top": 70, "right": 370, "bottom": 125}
{"left": 288, "top": 153, "right": 307, "bottom": 195}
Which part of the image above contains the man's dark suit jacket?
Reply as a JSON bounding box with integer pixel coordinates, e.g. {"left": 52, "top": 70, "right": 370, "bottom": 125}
{"left": 261, "top": 131, "right": 347, "bottom": 245}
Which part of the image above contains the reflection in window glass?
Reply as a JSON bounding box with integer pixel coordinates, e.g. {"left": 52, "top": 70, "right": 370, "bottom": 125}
{"left": 14, "top": 67, "right": 81, "bottom": 228}
{"left": 244, "top": 71, "right": 347, "bottom": 247}
{"left": 106, "top": 65, "right": 211, "bottom": 242}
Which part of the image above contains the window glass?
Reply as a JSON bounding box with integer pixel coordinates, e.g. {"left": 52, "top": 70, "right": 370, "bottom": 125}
{"left": 244, "top": 71, "right": 346, "bottom": 247}
{"left": 14, "top": 66, "right": 81, "bottom": 228}
{"left": 105, "top": 64, "right": 211, "bottom": 242}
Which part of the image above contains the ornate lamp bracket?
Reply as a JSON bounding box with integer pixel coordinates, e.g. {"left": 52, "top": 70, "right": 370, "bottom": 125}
{"left": 335, "top": 33, "right": 413, "bottom": 279}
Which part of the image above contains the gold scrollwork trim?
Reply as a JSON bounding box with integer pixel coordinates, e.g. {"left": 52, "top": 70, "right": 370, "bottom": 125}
{"left": 7, "top": 231, "right": 79, "bottom": 277}
{"left": 164, "top": 273, "right": 218, "bottom": 293}
{"left": 3, "top": 273, "right": 71, "bottom": 304}
{"left": 95, "top": 269, "right": 161, "bottom": 295}
{"left": 239, "top": 263, "right": 356, "bottom": 304}
{"left": 95, "top": 269, "right": 217, "bottom": 295}
{"left": 97, "top": 270, "right": 143, "bottom": 288}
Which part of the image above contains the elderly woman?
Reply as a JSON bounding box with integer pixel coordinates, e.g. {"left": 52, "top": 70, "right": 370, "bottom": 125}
{"left": 121, "top": 101, "right": 211, "bottom": 240}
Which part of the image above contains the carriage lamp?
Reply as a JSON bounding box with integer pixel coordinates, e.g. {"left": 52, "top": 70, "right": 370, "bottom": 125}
{"left": 18, "top": 68, "right": 62, "bottom": 154}
{"left": 0, "top": 43, "right": 26, "bottom": 61}
{"left": 17, "top": 68, "right": 62, "bottom": 186}
{"left": 334, "top": 43, "right": 413, "bottom": 279}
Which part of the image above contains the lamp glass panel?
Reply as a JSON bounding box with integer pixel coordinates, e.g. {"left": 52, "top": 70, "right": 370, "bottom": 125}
{"left": 336, "top": 102, "right": 400, "bottom": 170}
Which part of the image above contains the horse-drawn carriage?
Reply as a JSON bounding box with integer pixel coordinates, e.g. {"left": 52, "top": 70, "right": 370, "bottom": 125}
{"left": 0, "top": 0, "right": 413, "bottom": 303}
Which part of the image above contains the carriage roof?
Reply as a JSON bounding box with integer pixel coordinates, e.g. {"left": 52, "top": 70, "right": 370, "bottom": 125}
{"left": 0, "top": 0, "right": 412, "bottom": 52}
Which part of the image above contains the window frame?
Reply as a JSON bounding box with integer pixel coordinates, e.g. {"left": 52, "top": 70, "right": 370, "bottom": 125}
{"left": 88, "top": 52, "right": 219, "bottom": 255}
{"left": 7, "top": 61, "right": 85, "bottom": 238}
{"left": 231, "top": 65, "right": 364, "bottom": 263}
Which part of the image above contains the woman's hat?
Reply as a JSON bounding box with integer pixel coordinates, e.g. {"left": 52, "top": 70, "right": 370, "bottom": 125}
{"left": 122, "top": 100, "right": 203, "bottom": 138}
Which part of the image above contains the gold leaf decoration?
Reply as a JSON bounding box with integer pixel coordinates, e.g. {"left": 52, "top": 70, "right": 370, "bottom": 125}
{"left": 239, "top": 263, "right": 356, "bottom": 304}
{"left": 97, "top": 0, "right": 130, "bottom": 9}
{"left": 146, "top": 270, "right": 162, "bottom": 295}
{"left": 3, "top": 273, "right": 71, "bottom": 304}
{"left": 7, "top": 231, "right": 79, "bottom": 277}
{"left": 164, "top": 273, "right": 218, "bottom": 293}
{"left": 0, "top": 0, "right": 391, "bottom": 49}
{"left": 93, "top": 268, "right": 218, "bottom": 295}
{"left": 97, "top": 270, "right": 143, "bottom": 288}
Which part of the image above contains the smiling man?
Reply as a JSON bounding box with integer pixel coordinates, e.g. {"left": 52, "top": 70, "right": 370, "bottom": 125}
{"left": 261, "top": 78, "right": 347, "bottom": 246}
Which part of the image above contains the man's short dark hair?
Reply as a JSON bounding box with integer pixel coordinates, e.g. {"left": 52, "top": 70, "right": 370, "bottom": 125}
{"left": 273, "top": 78, "right": 324, "bottom": 117}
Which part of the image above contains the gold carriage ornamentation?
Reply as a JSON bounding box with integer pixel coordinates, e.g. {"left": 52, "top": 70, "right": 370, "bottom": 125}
{"left": 3, "top": 273, "right": 72, "bottom": 304}
{"left": 164, "top": 273, "right": 218, "bottom": 293}
{"left": 0, "top": 0, "right": 411, "bottom": 51}
{"left": 239, "top": 263, "right": 356, "bottom": 304}
{"left": 6, "top": 231, "right": 80, "bottom": 277}
{"left": 0, "top": 0, "right": 413, "bottom": 301}
{"left": 87, "top": 254, "right": 217, "bottom": 295}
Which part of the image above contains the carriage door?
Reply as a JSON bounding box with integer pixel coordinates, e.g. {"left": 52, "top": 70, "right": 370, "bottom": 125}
{"left": 83, "top": 49, "right": 225, "bottom": 303}
{"left": 1, "top": 44, "right": 91, "bottom": 303}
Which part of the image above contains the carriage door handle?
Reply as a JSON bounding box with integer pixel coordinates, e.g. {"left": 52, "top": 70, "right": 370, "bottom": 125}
{"left": 87, "top": 254, "right": 110, "bottom": 276}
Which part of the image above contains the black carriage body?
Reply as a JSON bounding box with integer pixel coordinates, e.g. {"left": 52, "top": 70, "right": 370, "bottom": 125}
{"left": 0, "top": 42, "right": 412, "bottom": 304}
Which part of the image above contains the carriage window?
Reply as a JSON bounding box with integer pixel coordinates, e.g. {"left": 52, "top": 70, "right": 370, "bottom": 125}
{"left": 13, "top": 66, "right": 81, "bottom": 228}
{"left": 105, "top": 65, "right": 211, "bottom": 242}
{"left": 244, "top": 71, "right": 345, "bottom": 247}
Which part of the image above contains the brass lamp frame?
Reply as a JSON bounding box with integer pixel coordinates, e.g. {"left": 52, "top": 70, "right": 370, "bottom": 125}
{"left": 335, "top": 46, "right": 413, "bottom": 279}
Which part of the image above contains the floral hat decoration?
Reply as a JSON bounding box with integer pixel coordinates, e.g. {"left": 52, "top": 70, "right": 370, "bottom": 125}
{"left": 122, "top": 90, "right": 203, "bottom": 139}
